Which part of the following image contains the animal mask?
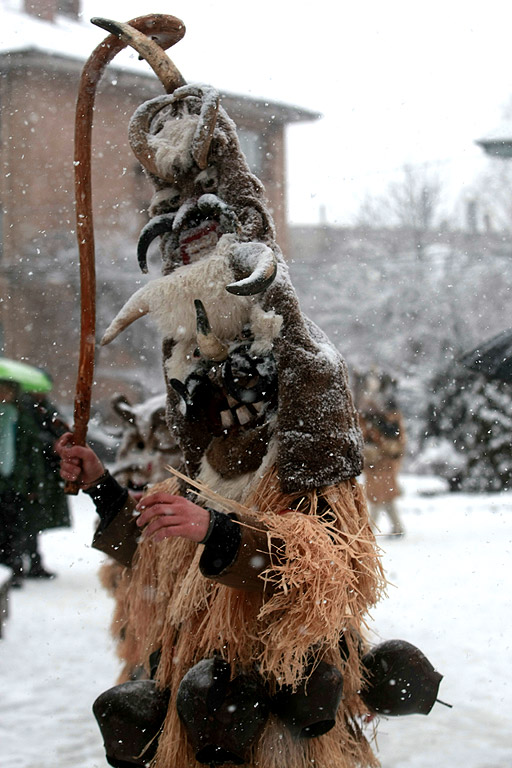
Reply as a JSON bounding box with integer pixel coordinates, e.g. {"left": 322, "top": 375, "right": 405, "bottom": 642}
{"left": 96, "top": 17, "right": 363, "bottom": 494}
{"left": 110, "top": 393, "right": 181, "bottom": 491}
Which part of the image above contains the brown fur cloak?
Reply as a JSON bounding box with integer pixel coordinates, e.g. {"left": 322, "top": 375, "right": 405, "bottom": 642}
{"left": 99, "top": 464, "right": 385, "bottom": 768}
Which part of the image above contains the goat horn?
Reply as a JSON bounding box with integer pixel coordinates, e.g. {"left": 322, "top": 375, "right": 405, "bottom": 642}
{"left": 171, "top": 85, "right": 220, "bottom": 169}
{"left": 194, "top": 299, "right": 228, "bottom": 361}
{"left": 137, "top": 212, "right": 176, "bottom": 273}
{"left": 193, "top": 93, "right": 219, "bottom": 169}
{"left": 128, "top": 85, "right": 219, "bottom": 181}
{"left": 91, "top": 17, "right": 186, "bottom": 94}
{"left": 225, "top": 243, "right": 278, "bottom": 296}
{"left": 128, "top": 95, "right": 177, "bottom": 179}
{"left": 100, "top": 284, "right": 153, "bottom": 345}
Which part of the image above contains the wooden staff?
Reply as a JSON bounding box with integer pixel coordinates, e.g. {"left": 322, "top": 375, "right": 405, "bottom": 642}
{"left": 65, "top": 15, "right": 185, "bottom": 493}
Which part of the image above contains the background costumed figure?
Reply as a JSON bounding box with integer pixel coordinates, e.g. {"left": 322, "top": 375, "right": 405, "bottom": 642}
{"left": 353, "top": 369, "right": 407, "bottom": 538}
{"left": 98, "top": 392, "right": 182, "bottom": 683}
{"left": 109, "top": 393, "right": 182, "bottom": 495}
{"left": 57, "top": 15, "right": 444, "bottom": 768}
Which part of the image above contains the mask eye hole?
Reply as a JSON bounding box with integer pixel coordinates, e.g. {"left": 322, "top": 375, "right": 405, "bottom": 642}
{"left": 149, "top": 187, "right": 181, "bottom": 217}
{"left": 195, "top": 167, "right": 218, "bottom": 192}
{"left": 163, "top": 190, "right": 181, "bottom": 211}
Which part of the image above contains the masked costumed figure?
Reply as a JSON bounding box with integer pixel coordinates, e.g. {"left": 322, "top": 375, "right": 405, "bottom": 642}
{"left": 99, "top": 393, "right": 182, "bottom": 683}
{"left": 353, "top": 369, "right": 406, "bottom": 538}
{"left": 58, "top": 15, "right": 443, "bottom": 768}
{"left": 108, "top": 393, "right": 182, "bottom": 496}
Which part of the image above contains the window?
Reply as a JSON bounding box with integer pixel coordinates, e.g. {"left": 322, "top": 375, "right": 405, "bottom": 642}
{"left": 238, "top": 129, "right": 264, "bottom": 176}
{"left": 58, "top": 0, "right": 79, "bottom": 19}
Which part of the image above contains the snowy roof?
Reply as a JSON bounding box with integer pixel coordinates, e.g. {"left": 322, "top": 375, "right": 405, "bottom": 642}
{"left": 0, "top": 5, "right": 114, "bottom": 65}
{"left": 0, "top": 6, "right": 320, "bottom": 126}
{"left": 475, "top": 118, "right": 512, "bottom": 157}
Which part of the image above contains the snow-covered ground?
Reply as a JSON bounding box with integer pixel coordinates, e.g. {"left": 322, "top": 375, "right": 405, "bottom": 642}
{"left": 1, "top": 475, "right": 511, "bottom": 768}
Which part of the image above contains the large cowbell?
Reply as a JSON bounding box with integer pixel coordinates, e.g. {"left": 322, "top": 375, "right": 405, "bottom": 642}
{"left": 176, "top": 658, "right": 270, "bottom": 765}
{"left": 92, "top": 680, "right": 170, "bottom": 767}
{"left": 360, "top": 639, "right": 443, "bottom": 716}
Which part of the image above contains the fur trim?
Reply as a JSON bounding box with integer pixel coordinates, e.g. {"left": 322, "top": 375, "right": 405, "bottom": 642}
{"left": 195, "top": 434, "right": 279, "bottom": 506}
{"left": 153, "top": 113, "right": 198, "bottom": 179}
{"left": 196, "top": 454, "right": 255, "bottom": 506}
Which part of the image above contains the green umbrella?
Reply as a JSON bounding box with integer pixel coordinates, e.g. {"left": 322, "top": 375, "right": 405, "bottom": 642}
{"left": 0, "top": 358, "right": 52, "bottom": 393}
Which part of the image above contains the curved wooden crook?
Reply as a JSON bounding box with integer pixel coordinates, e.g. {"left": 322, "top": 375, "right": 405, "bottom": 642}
{"left": 66, "top": 14, "right": 185, "bottom": 493}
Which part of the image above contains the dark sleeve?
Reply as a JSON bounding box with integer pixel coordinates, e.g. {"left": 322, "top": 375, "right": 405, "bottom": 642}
{"left": 85, "top": 473, "right": 139, "bottom": 568}
{"left": 199, "top": 509, "right": 277, "bottom": 593}
{"left": 199, "top": 509, "right": 242, "bottom": 575}
{"left": 83, "top": 472, "right": 129, "bottom": 531}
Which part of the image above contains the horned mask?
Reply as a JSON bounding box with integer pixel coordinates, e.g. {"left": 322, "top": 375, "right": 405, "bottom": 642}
{"left": 96, "top": 16, "right": 363, "bottom": 494}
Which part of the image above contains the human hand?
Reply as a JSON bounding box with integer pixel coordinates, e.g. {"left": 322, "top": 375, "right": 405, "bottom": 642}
{"left": 54, "top": 432, "right": 106, "bottom": 489}
{"left": 135, "top": 493, "right": 211, "bottom": 543}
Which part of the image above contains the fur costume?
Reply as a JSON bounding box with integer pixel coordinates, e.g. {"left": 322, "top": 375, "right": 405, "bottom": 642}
{"left": 87, "top": 16, "right": 386, "bottom": 768}
{"left": 360, "top": 409, "right": 405, "bottom": 505}
{"left": 98, "top": 393, "right": 183, "bottom": 683}
{"left": 109, "top": 393, "right": 181, "bottom": 493}
{"left": 94, "top": 470, "right": 384, "bottom": 768}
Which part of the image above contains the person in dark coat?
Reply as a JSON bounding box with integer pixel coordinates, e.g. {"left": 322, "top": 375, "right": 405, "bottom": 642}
{"left": 21, "top": 392, "right": 71, "bottom": 578}
{"left": 0, "top": 380, "right": 47, "bottom": 586}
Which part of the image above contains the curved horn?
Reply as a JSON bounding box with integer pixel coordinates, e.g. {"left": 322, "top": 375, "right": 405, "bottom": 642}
{"left": 168, "top": 85, "right": 220, "bottom": 169}
{"left": 194, "top": 299, "right": 228, "bottom": 362}
{"left": 128, "top": 86, "right": 219, "bottom": 180}
{"left": 187, "top": 86, "right": 220, "bottom": 169}
{"left": 91, "top": 17, "right": 186, "bottom": 94}
{"left": 100, "top": 284, "right": 153, "bottom": 346}
{"left": 128, "top": 95, "right": 177, "bottom": 179}
{"left": 137, "top": 212, "right": 176, "bottom": 273}
{"left": 225, "top": 243, "right": 278, "bottom": 296}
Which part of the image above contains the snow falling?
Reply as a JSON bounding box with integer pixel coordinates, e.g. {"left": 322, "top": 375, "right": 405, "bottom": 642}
{"left": 2, "top": 5, "right": 512, "bottom": 768}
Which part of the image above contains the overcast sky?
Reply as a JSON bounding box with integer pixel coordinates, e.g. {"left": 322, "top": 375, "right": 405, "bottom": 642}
{"left": 80, "top": 0, "right": 512, "bottom": 224}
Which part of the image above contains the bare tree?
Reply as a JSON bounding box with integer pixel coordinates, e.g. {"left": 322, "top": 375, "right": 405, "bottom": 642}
{"left": 355, "top": 163, "right": 446, "bottom": 254}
